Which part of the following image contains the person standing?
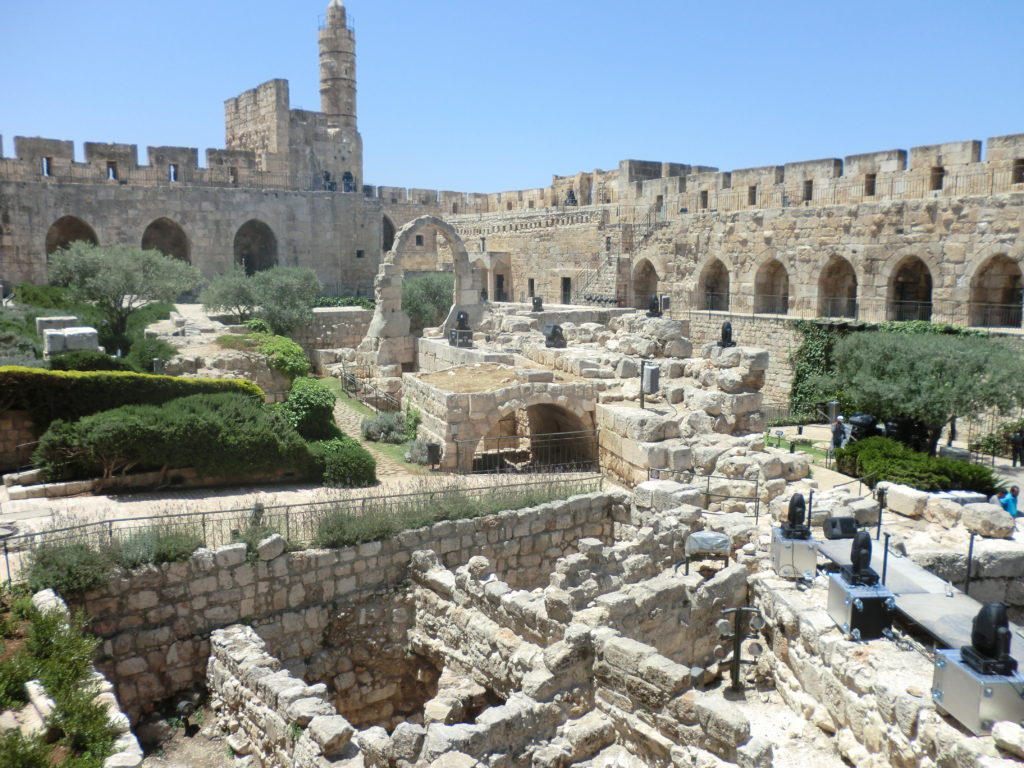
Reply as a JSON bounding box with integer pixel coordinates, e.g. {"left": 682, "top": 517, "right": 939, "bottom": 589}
{"left": 1011, "top": 429, "right": 1024, "bottom": 468}
{"left": 832, "top": 415, "right": 846, "bottom": 451}
{"left": 999, "top": 486, "right": 1020, "bottom": 518}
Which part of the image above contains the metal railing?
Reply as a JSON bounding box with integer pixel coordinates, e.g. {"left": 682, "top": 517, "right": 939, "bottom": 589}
{"left": 455, "top": 430, "right": 600, "bottom": 475}
{"left": 338, "top": 363, "right": 400, "bottom": 412}
{"left": 1, "top": 474, "right": 603, "bottom": 582}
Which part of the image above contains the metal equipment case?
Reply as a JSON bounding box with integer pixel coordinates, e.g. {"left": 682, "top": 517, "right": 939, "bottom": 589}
{"left": 826, "top": 573, "right": 895, "bottom": 640}
{"left": 770, "top": 527, "right": 817, "bottom": 579}
{"left": 932, "top": 649, "right": 1024, "bottom": 735}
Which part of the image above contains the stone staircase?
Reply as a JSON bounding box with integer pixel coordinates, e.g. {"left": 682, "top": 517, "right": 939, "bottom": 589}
{"left": 571, "top": 255, "right": 622, "bottom": 305}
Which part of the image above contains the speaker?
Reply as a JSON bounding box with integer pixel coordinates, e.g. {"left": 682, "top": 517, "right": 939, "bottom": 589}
{"left": 824, "top": 516, "right": 857, "bottom": 540}
{"left": 642, "top": 363, "right": 660, "bottom": 395}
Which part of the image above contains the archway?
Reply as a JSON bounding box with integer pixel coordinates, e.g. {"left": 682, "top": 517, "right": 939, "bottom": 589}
{"left": 818, "top": 256, "right": 857, "bottom": 318}
{"left": 45, "top": 215, "right": 98, "bottom": 255}
{"left": 470, "top": 402, "right": 597, "bottom": 473}
{"left": 233, "top": 220, "right": 277, "bottom": 275}
{"left": 141, "top": 217, "right": 190, "bottom": 263}
{"left": 700, "top": 259, "right": 729, "bottom": 311}
{"left": 633, "top": 259, "right": 659, "bottom": 309}
{"left": 970, "top": 254, "right": 1023, "bottom": 327}
{"left": 888, "top": 256, "right": 932, "bottom": 321}
{"left": 382, "top": 215, "right": 396, "bottom": 253}
{"left": 754, "top": 259, "right": 789, "bottom": 315}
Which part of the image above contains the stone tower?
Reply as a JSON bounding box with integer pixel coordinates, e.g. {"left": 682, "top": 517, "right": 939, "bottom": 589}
{"left": 318, "top": 0, "right": 363, "bottom": 188}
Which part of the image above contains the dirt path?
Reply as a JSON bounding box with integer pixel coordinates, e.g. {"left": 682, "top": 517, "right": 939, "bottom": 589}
{"left": 331, "top": 397, "right": 416, "bottom": 481}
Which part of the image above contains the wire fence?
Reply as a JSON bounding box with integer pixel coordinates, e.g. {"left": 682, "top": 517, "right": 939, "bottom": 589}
{"left": 338, "top": 362, "right": 401, "bottom": 412}
{"left": 455, "top": 430, "right": 600, "bottom": 475}
{"left": 0, "top": 474, "right": 604, "bottom": 583}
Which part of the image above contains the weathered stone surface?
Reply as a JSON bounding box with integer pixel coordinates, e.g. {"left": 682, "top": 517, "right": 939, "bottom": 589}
{"left": 257, "top": 534, "right": 287, "bottom": 561}
{"left": 960, "top": 503, "right": 1015, "bottom": 538}
{"left": 886, "top": 484, "right": 928, "bottom": 518}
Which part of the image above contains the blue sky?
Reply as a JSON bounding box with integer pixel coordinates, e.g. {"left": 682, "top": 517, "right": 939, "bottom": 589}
{"left": 2, "top": 1, "right": 1022, "bottom": 192}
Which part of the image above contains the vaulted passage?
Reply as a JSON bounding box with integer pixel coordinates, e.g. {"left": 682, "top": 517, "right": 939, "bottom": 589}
{"left": 818, "top": 256, "right": 857, "bottom": 318}
{"left": 382, "top": 215, "right": 396, "bottom": 253}
{"left": 141, "top": 217, "right": 190, "bottom": 263}
{"left": 633, "top": 259, "right": 659, "bottom": 309}
{"left": 888, "top": 256, "right": 933, "bottom": 321}
{"left": 970, "top": 254, "right": 1023, "bottom": 327}
{"left": 45, "top": 215, "right": 98, "bottom": 255}
{"left": 701, "top": 259, "right": 729, "bottom": 311}
{"left": 234, "top": 220, "right": 277, "bottom": 274}
{"left": 754, "top": 259, "right": 789, "bottom": 315}
{"left": 469, "top": 403, "right": 597, "bottom": 474}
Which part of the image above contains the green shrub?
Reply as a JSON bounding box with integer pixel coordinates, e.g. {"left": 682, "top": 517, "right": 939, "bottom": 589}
{"left": 231, "top": 525, "right": 283, "bottom": 565}
{"left": 968, "top": 417, "right": 1024, "bottom": 458}
{"left": 49, "top": 350, "right": 133, "bottom": 372}
{"left": 361, "top": 411, "right": 407, "bottom": 443}
{"left": 252, "top": 267, "right": 323, "bottom": 334}
{"left": 200, "top": 267, "right": 258, "bottom": 322}
{"left": 13, "top": 283, "right": 80, "bottom": 311}
{"left": 257, "top": 334, "right": 310, "bottom": 379}
{"left": 279, "top": 378, "right": 341, "bottom": 440}
{"left": 0, "top": 328, "right": 41, "bottom": 361}
{"left": 113, "top": 527, "right": 204, "bottom": 570}
{"left": 404, "top": 406, "right": 421, "bottom": 440}
{"left": 309, "top": 437, "right": 377, "bottom": 488}
{"left": 124, "top": 336, "right": 177, "bottom": 373}
{"left": 51, "top": 684, "right": 118, "bottom": 759}
{"left": 0, "top": 729, "right": 52, "bottom": 768}
{"left": 314, "top": 296, "right": 375, "bottom": 309}
{"left": 245, "top": 317, "right": 271, "bottom": 334}
{"left": 401, "top": 273, "right": 454, "bottom": 332}
{"left": 836, "top": 436, "right": 1002, "bottom": 495}
{"left": 0, "top": 366, "right": 264, "bottom": 432}
{"left": 404, "top": 437, "right": 433, "bottom": 465}
{"left": 26, "top": 543, "right": 111, "bottom": 596}
{"left": 0, "top": 653, "right": 33, "bottom": 711}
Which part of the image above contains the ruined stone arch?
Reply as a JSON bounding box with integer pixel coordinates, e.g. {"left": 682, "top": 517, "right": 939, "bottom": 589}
{"left": 141, "top": 217, "right": 190, "bottom": 263}
{"left": 697, "top": 258, "right": 730, "bottom": 311}
{"left": 817, "top": 255, "right": 858, "bottom": 318}
{"left": 45, "top": 215, "right": 98, "bottom": 255}
{"left": 968, "top": 252, "right": 1023, "bottom": 327}
{"left": 233, "top": 219, "right": 277, "bottom": 275}
{"left": 632, "top": 258, "right": 660, "bottom": 308}
{"left": 382, "top": 214, "right": 396, "bottom": 253}
{"left": 887, "top": 255, "right": 933, "bottom": 321}
{"left": 754, "top": 257, "right": 789, "bottom": 315}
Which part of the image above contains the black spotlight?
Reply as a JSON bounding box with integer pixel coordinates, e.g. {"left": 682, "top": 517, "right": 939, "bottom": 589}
{"left": 717, "top": 321, "right": 737, "bottom": 348}
{"left": 647, "top": 294, "right": 662, "bottom": 317}
{"left": 781, "top": 494, "right": 811, "bottom": 540}
{"left": 456, "top": 311, "right": 470, "bottom": 331}
{"left": 531, "top": 296, "right": 543, "bottom": 313}
{"left": 543, "top": 323, "right": 567, "bottom": 349}
{"left": 842, "top": 530, "right": 878, "bottom": 586}
{"left": 961, "top": 602, "right": 1018, "bottom": 676}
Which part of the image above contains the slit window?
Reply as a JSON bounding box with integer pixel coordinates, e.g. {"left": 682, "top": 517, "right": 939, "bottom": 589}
{"left": 355, "top": 250, "right": 365, "bottom": 259}
{"left": 699, "top": 190, "right": 709, "bottom": 209}
{"left": 864, "top": 173, "right": 877, "bottom": 196}
{"left": 229, "top": 167, "right": 238, "bottom": 184}
{"left": 528, "top": 278, "right": 535, "bottom": 297}
{"left": 528, "top": 200, "right": 535, "bottom": 209}
{"left": 106, "top": 161, "right": 118, "bottom": 180}
{"left": 415, "top": 235, "right": 424, "bottom": 246}
{"left": 605, "top": 236, "right": 612, "bottom": 252}
{"left": 41, "top": 157, "right": 52, "bottom": 177}
{"left": 1013, "top": 159, "right": 1024, "bottom": 184}
{"left": 803, "top": 179, "right": 813, "bottom": 202}
{"left": 748, "top": 185, "right": 757, "bottom": 206}
{"left": 451, "top": 203, "right": 459, "bottom": 213}
{"left": 168, "top": 164, "right": 178, "bottom": 182}
{"left": 930, "top": 166, "right": 945, "bottom": 191}
{"left": 506, "top": 201, "right": 513, "bottom": 210}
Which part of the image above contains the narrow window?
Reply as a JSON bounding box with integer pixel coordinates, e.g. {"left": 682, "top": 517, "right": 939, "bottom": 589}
{"left": 748, "top": 185, "right": 757, "bottom": 206}
{"left": 655, "top": 194, "right": 664, "bottom": 211}
{"left": 106, "top": 161, "right": 118, "bottom": 180}
{"left": 415, "top": 235, "right": 424, "bottom": 246}
{"left": 480, "top": 237, "right": 486, "bottom": 251}
{"left": 41, "top": 157, "right": 52, "bottom": 177}
{"left": 864, "top": 173, "right": 877, "bottom": 196}
{"left": 1013, "top": 159, "right": 1024, "bottom": 184}
{"left": 528, "top": 278, "right": 535, "bottom": 297}
{"left": 391, "top": 197, "right": 397, "bottom": 204}
{"left": 528, "top": 200, "right": 535, "bottom": 209}
{"left": 721, "top": 175, "right": 731, "bottom": 190}
{"left": 229, "top": 167, "right": 238, "bottom": 184}
{"left": 605, "top": 236, "right": 612, "bottom": 252}
{"left": 930, "top": 166, "right": 945, "bottom": 191}
{"left": 803, "top": 179, "right": 813, "bottom": 202}
{"left": 506, "top": 201, "right": 513, "bottom": 210}
{"left": 355, "top": 250, "right": 365, "bottom": 259}
{"left": 168, "top": 164, "right": 178, "bottom": 182}
{"left": 561, "top": 276, "right": 572, "bottom": 303}
{"left": 699, "top": 190, "right": 709, "bottom": 209}
{"left": 451, "top": 203, "right": 459, "bottom": 213}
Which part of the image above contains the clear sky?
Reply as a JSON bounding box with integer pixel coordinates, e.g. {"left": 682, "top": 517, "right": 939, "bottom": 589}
{"left": 2, "top": 1, "right": 1022, "bottom": 193}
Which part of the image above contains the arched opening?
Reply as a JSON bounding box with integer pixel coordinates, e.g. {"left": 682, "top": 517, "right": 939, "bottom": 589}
{"left": 818, "top": 256, "right": 858, "bottom": 318}
{"left": 233, "top": 219, "right": 277, "bottom": 275}
{"left": 45, "top": 215, "right": 98, "bottom": 255}
{"left": 141, "top": 217, "right": 190, "bottom": 263}
{"left": 700, "top": 259, "right": 729, "bottom": 311}
{"left": 754, "top": 259, "right": 789, "bottom": 315}
{"left": 470, "top": 403, "right": 597, "bottom": 474}
{"left": 970, "top": 254, "right": 1023, "bottom": 327}
{"left": 382, "top": 215, "right": 396, "bottom": 253}
{"left": 633, "top": 259, "right": 659, "bottom": 309}
{"left": 888, "top": 256, "right": 932, "bottom": 321}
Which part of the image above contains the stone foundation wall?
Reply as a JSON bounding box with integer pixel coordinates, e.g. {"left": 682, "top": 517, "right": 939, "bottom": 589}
{"left": 290, "top": 307, "right": 373, "bottom": 354}
{"left": 70, "top": 491, "right": 617, "bottom": 721}
{"left": 415, "top": 337, "right": 514, "bottom": 374}
{"left": 0, "top": 410, "right": 35, "bottom": 473}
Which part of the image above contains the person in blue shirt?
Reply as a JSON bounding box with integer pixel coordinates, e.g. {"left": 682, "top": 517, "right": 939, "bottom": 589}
{"left": 999, "top": 486, "right": 1019, "bottom": 518}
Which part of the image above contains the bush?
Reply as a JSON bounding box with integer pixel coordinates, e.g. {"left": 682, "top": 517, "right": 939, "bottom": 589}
{"left": 309, "top": 437, "right": 377, "bottom": 488}
{"left": 968, "top": 417, "right": 1024, "bottom": 458}
{"left": 12, "top": 283, "right": 81, "bottom": 311}
{"left": 0, "top": 729, "right": 52, "bottom": 768}
{"left": 257, "top": 334, "right": 310, "bottom": 379}
{"left": 252, "top": 267, "right": 323, "bottom": 334}
{"left": 404, "top": 437, "right": 433, "bottom": 465}
{"left": 401, "top": 273, "right": 454, "bottom": 332}
{"left": 314, "top": 296, "right": 375, "bottom": 310}
{"left": 0, "top": 366, "right": 264, "bottom": 432}
{"left": 231, "top": 525, "right": 284, "bottom": 565}
{"left": 280, "top": 378, "right": 341, "bottom": 440}
{"left": 836, "top": 436, "right": 1002, "bottom": 495}
{"left": 245, "top": 317, "right": 271, "bottom": 334}
{"left": 124, "top": 336, "right": 177, "bottom": 373}
{"left": 112, "top": 527, "right": 204, "bottom": 570}
{"left": 200, "top": 266, "right": 258, "bottom": 322}
{"left": 49, "top": 350, "right": 133, "bottom": 372}
{"left": 361, "top": 411, "right": 407, "bottom": 443}
{"left": 25, "top": 543, "right": 111, "bottom": 596}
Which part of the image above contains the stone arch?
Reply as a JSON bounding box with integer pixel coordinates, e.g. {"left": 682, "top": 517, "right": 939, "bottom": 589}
{"left": 754, "top": 258, "right": 789, "bottom": 315}
{"left": 141, "top": 217, "right": 190, "bottom": 263}
{"left": 233, "top": 219, "right": 277, "bottom": 275}
{"left": 382, "top": 215, "right": 396, "bottom": 253}
{"left": 817, "top": 255, "right": 858, "bottom": 318}
{"left": 888, "top": 256, "right": 933, "bottom": 321}
{"left": 969, "top": 253, "right": 1023, "bottom": 327}
{"left": 632, "top": 258, "right": 659, "bottom": 309}
{"left": 699, "top": 258, "right": 730, "bottom": 311}
{"left": 45, "top": 215, "right": 98, "bottom": 255}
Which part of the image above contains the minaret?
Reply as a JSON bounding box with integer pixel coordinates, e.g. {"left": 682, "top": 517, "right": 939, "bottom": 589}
{"left": 319, "top": 0, "right": 357, "bottom": 130}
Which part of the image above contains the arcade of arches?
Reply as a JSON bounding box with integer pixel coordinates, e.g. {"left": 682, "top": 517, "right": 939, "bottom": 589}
{"left": 889, "top": 256, "right": 933, "bottom": 321}
{"left": 754, "top": 259, "right": 789, "bottom": 315}
{"left": 45, "top": 216, "right": 98, "bottom": 255}
{"left": 234, "top": 220, "right": 278, "bottom": 274}
{"left": 970, "top": 254, "right": 1023, "bottom": 327}
{"left": 633, "top": 260, "right": 659, "bottom": 308}
{"left": 141, "top": 218, "right": 190, "bottom": 263}
{"left": 701, "top": 259, "right": 729, "bottom": 311}
{"left": 818, "top": 257, "right": 857, "bottom": 318}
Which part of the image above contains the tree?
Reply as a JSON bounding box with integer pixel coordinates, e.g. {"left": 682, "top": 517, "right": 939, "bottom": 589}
{"left": 252, "top": 267, "right": 323, "bottom": 334}
{"left": 821, "top": 332, "right": 1024, "bottom": 454}
{"left": 199, "top": 266, "right": 258, "bottom": 322}
{"left": 401, "top": 272, "right": 454, "bottom": 333}
{"left": 48, "top": 243, "right": 201, "bottom": 339}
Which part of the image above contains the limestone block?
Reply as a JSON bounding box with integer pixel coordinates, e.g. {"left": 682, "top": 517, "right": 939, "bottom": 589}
{"left": 993, "top": 721, "right": 1024, "bottom": 759}
{"left": 960, "top": 503, "right": 1014, "bottom": 539}
{"left": 694, "top": 694, "right": 751, "bottom": 748}
{"left": 886, "top": 484, "right": 928, "bottom": 518}
{"left": 602, "top": 636, "right": 656, "bottom": 675}
{"left": 35, "top": 316, "right": 78, "bottom": 334}
{"left": 923, "top": 496, "right": 963, "bottom": 529}
{"left": 63, "top": 327, "right": 100, "bottom": 351}
{"left": 213, "top": 543, "right": 248, "bottom": 568}
{"left": 43, "top": 329, "right": 66, "bottom": 355}
{"left": 662, "top": 338, "right": 692, "bottom": 358}
{"left": 257, "top": 534, "right": 287, "bottom": 561}
{"left": 616, "top": 358, "right": 638, "bottom": 379}
{"left": 309, "top": 714, "right": 355, "bottom": 757}
{"left": 846, "top": 497, "right": 881, "bottom": 525}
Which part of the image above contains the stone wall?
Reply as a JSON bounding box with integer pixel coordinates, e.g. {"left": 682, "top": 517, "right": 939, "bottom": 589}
{"left": 290, "top": 306, "right": 373, "bottom": 354}
{"left": 0, "top": 410, "right": 35, "bottom": 473}
{"left": 415, "top": 337, "right": 514, "bottom": 374}
{"left": 69, "top": 491, "right": 618, "bottom": 722}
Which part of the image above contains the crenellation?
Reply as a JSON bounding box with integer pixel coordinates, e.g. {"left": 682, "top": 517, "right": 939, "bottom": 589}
{"left": 908, "top": 138, "right": 982, "bottom": 169}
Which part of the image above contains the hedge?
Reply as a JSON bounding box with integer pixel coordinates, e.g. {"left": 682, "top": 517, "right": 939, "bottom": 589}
{"left": 0, "top": 366, "right": 264, "bottom": 431}
{"left": 307, "top": 436, "right": 377, "bottom": 488}
{"left": 279, "top": 377, "right": 342, "bottom": 441}
{"left": 836, "top": 436, "right": 1001, "bottom": 495}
